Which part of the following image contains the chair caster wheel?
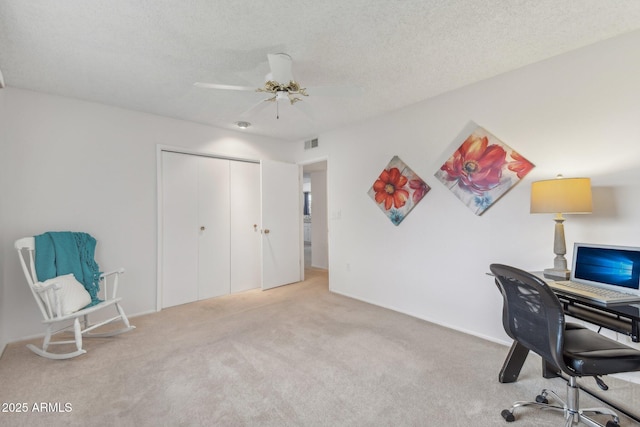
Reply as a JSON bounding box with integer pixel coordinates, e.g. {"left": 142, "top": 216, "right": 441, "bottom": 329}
{"left": 501, "top": 409, "right": 515, "bottom": 422}
{"left": 606, "top": 421, "right": 620, "bottom": 427}
{"left": 535, "top": 394, "right": 549, "bottom": 404}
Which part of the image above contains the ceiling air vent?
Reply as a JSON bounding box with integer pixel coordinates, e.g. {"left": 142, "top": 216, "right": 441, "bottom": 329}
{"left": 304, "top": 138, "right": 319, "bottom": 150}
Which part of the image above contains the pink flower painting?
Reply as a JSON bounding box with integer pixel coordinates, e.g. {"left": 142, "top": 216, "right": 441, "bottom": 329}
{"left": 434, "top": 126, "right": 534, "bottom": 215}
{"left": 368, "top": 156, "right": 430, "bottom": 225}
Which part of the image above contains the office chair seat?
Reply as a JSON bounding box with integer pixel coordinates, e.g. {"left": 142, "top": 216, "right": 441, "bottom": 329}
{"left": 490, "top": 264, "right": 640, "bottom": 427}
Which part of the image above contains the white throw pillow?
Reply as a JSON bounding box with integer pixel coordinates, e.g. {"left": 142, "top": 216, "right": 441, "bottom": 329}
{"left": 36, "top": 274, "right": 92, "bottom": 316}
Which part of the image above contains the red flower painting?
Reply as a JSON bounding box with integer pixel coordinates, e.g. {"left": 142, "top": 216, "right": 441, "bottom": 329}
{"left": 435, "top": 126, "right": 534, "bottom": 215}
{"left": 439, "top": 134, "right": 507, "bottom": 195}
{"left": 368, "top": 156, "right": 430, "bottom": 225}
{"left": 372, "top": 167, "right": 409, "bottom": 210}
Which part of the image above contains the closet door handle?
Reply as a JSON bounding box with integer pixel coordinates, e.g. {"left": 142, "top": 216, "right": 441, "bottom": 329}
{"left": 200, "top": 226, "right": 206, "bottom": 231}
{"left": 263, "top": 229, "right": 270, "bottom": 234}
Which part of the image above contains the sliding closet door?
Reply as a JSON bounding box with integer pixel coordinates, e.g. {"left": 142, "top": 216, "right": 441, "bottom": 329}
{"left": 229, "top": 161, "right": 261, "bottom": 293}
{"left": 198, "top": 157, "right": 231, "bottom": 299}
{"left": 162, "top": 152, "right": 231, "bottom": 308}
{"left": 162, "top": 152, "right": 200, "bottom": 307}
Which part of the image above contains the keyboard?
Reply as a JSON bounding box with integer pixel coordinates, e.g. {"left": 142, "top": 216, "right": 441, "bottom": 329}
{"left": 549, "top": 280, "right": 640, "bottom": 305}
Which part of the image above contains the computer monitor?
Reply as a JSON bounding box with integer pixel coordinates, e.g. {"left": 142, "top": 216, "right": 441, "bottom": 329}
{"left": 571, "top": 242, "right": 640, "bottom": 294}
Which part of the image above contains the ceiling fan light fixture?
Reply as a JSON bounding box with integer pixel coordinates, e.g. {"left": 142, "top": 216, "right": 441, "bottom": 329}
{"left": 275, "top": 91, "right": 290, "bottom": 102}
{"left": 235, "top": 121, "right": 251, "bottom": 129}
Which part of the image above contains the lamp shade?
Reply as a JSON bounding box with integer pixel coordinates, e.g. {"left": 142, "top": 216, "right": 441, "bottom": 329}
{"left": 530, "top": 177, "right": 592, "bottom": 214}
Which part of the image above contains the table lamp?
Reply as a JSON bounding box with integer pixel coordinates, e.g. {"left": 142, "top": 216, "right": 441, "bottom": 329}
{"left": 530, "top": 176, "right": 592, "bottom": 280}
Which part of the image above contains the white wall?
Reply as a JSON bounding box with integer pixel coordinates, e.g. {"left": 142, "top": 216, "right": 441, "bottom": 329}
{"left": 310, "top": 170, "right": 328, "bottom": 269}
{"left": 299, "top": 30, "right": 640, "bottom": 346}
{"left": 0, "top": 88, "right": 299, "bottom": 347}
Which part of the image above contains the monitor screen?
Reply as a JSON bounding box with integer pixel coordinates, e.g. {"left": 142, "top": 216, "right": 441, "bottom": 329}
{"left": 574, "top": 245, "right": 640, "bottom": 290}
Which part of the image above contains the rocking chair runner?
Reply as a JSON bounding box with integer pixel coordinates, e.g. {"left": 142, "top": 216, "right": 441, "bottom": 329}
{"left": 15, "top": 236, "right": 135, "bottom": 359}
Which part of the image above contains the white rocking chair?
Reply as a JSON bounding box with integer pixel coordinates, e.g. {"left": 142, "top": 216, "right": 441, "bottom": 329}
{"left": 15, "top": 236, "right": 135, "bottom": 359}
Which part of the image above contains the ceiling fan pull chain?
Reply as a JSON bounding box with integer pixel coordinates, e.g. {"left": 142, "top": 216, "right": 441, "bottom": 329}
{"left": 277, "top": 99, "right": 280, "bottom": 119}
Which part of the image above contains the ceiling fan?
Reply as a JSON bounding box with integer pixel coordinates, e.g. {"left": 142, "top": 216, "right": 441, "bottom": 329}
{"left": 194, "top": 53, "right": 360, "bottom": 119}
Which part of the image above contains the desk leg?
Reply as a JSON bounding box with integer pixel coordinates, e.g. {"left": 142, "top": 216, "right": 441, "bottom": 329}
{"left": 499, "top": 341, "right": 529, "bottom": 383}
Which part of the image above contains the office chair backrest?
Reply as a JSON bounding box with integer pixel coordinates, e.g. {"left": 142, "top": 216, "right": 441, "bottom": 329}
{"left": 490, "top": 264, "right": 568, "bottom": 375}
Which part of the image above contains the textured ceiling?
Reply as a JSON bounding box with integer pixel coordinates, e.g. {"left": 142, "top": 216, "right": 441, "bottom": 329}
{"left": 2, "top": 1, "right": 640, "bottom": 142}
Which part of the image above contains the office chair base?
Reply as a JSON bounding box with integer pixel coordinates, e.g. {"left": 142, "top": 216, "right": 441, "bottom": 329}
{"left": 501, "top": 378, "right": 620, "bottom": 427}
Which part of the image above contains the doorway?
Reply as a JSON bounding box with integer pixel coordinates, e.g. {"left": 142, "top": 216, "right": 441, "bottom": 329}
{"left": 302, "top": 160, "right": 328, "bottom": 272}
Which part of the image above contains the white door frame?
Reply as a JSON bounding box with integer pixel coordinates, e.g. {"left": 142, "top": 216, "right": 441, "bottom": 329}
{"left": 156, "top": 145, "right": 260, "bottom": 312}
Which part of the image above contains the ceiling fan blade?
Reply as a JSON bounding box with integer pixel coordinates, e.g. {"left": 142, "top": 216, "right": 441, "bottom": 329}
{"left": 194, "top": 82, "right": 256, "bottom": 91}
{"left": 239, "top": 98, "right": 273, "bottom": 118}
{"left": 267, "top": 53, "right": 294, "bottom": 83}
{"left": 293, "top": 100, "right": 314, "bottom": 121}
{"left": 305, "top": 85, "right": 363, "bottom": 97}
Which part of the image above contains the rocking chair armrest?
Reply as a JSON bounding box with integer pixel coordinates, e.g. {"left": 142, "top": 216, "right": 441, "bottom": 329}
{"left": 99, "top": 268, "right": 125, "bottom": 299}
{"left": 99, "top": 268, "right": 125, "bottom": 279}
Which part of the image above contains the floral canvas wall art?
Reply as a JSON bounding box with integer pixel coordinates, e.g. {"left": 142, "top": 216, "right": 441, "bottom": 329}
{"left": 368, "top": 156, "right": 430, "bottom": 225}
{"left": 434, "top": 126, "right": 534, "bottom": 215}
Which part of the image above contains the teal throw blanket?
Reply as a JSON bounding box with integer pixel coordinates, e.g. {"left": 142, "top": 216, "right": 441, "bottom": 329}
{"left": 34, "top": 231, "right": 103, "bottom": 306}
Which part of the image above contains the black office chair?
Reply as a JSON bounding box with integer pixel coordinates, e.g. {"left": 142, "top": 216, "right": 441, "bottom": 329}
{"left": 490, "top": 264, "right": 640, "bottom": 427}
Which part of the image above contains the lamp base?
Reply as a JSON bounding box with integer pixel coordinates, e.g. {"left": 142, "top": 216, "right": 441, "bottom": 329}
{"left": 543, "top": 268, "right": 570, "bottom": 280}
